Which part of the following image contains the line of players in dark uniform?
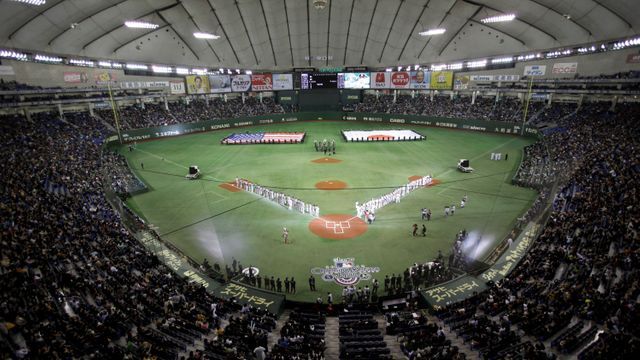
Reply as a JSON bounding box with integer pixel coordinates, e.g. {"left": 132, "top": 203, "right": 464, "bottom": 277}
{"left": 313, "top": 138, "right": 336, "bottom": 155}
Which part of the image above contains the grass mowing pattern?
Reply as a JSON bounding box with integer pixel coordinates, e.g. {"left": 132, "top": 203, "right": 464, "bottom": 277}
{"left": 120, "top": 121, "right": 537, "bottom": 302}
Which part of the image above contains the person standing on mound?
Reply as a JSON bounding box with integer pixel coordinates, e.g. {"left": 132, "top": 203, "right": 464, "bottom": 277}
{"left": 282, "top": 227, "right": 289, "bottom": 244}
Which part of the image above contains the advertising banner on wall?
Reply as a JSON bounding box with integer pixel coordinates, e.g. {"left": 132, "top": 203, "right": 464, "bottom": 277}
{"left": 64, "top": 72, "right": 89, "bottom": 83}
{"left": 430, "top": 71, "right": 453, "bottom": 90}
{"left": 410, "top": 70, "right": 431, "bottom": 89}
{"left": 340, "top": 72, "right": 370, "bottom": 89}
{"left": 208, "top": 75, "right": 231, "bottom": 93}
{"left": 454, "top": 75, "right": 470, "bottom": 90}
{"left": 370, "top": 72, "right": 390, "bottom": 89}
{"left": 272, "top": 73, "right": 293, "bottom": 90}
{"left": 390, "top": 71, "right": 411, "bottom": 89}
{"left": 0, "top": 65, "right": 15, "bottom": 76}
{"left": 94, "top": 71, "right": 117, "bottom": 85}
{"left": 185, "top": 75, "right": 210, "bottom": 94}
{"left": 120, "top": 81, "right": 169, "bottom": 89}
{"left": 495, "top": 74, "right": 520, "bottom": 81}
{"left": 231, "top": 74, "right": 251, "bottom": 92}
{"left": 552, "top": 62, "right": 578, "bottom": 74}
{"left": 626, "top": 53, "right": 640, "bottom": 63}
{"left": 523, "top": 65, "right": 546, "bottom": 76}
{"left": 170, "top": 81, "right": 186, "bottom": 94}
{"left": 251, "top": 74, "right": 273, "bottom": 91}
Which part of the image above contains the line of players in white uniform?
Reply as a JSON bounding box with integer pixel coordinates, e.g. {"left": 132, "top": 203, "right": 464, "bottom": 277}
{"left": 356, "top": 175, "right": 433, "bottom": 220}
{"left": 234, "top": 178, "right": 320, "bottom": 217}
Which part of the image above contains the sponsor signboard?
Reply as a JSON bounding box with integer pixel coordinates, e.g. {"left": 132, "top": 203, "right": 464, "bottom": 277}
{"left": 185, "top": 75, "right": 210, "bottom": 94}
{"left": 208, "top": 74, "right": 231, "bottom": 93}
{"left": 626, "top": 53, "right": 640, "bottom": 63}
{"left": 120, "top": 81, "right": 169, "bottom": 89}
{"left": 410, "top": 70, "right": 431, "bottom": 89}
{"left": 0, "top": 65, "right": 15, "bottom": 76}
{"left": 94, "top": 71, "right": 117, "bottom": 85}
{"left": 340, "top": 72, "right": 370, "bottom": 89}
{"left": 230, "top": 74, "right": 251, "bottom": 92}
{"left": 430, "top": 71, "right": 453, "bottom": 90}
{"left": 390, "top": 71, "right": 410, "bottom": 88}
{"left": 251, "top": 74, "right": 273, "bottom": 91}
{"left": 495, "top": 74, "right": 520, "bottom": 81}
{"left": 552, "top": 62, "right": 578, "bottom": 74}
{"left": 64, "top": 71, "right": 89, "bottom": 83}
{"left": 170, "top": 81, "right": 185, "bottom": 95}
{"left": 523, "top": 65, "right": 546, "bottom": 76}
{"left": 272, "top": 73, "right": 293, "bottom": 90}
{"left": 454, "top": 75, "right": 470, "bottom": 90}
{"left": 370, "top": 72, "right": 390, "bottom": 89}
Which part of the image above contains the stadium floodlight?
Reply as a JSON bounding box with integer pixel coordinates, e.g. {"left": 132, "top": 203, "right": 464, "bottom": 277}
{"left": 98, "top": 61, "right": 112, "bottom": 67}
{"left": 0, "top": 50, "right": 28, "bottom": 60}
{"left": 414, "top": 64, "right": 420, "bottom": 70}
{"left": 111, "top": 63, "right": 123, "bottom": 68}
{"left": 385, "top": 67, "right": 392, "bottom": 72}
{"left": 11, "top": 0, "right": 46, "bottom": 6}
{"left": 466, "top": 59, "right": 487, "bottom": 68}
{"left": 227, "top": 69, "right": 232, "bottom": 74}
{"left": 152, "top": 65, "right": 172, "bottom": 73}
{"left": 69, "top": 59, "right": 94, "bottom": 67}
{"left": 491, "top": 56, "right": 513, "bottom": 64}
{"left": 235, "top": 69, "right": 240, "bottom": 74}
{"left": 419, "top": 28, "right": 446, "bottom": 36}
{"left": 448, "top": 63, "right": 463, "bottom": 70}
{"left": 192, "top": 68, "right": 207, "bottom": 75}
{"left": 193, "top": 32, "right": 220, "bottom": 40}
{"left": 245, "top": 70, "right": 252, "bottom": 75}
{"left": 176, "top": 67, "right": 189, "bottom": 75}
{"left": 125, "top": 20, "right": 159, "bottom": 29}
{"left": 430, "top": 64, "right": 446, "bottom": 71}
{"left": 126, "top": 63, "right": 148, "bottom": 70}
{"left": 35, "top": 54, "right": 63, "bottom": 63}
{"left": 397, "top": 66, "right": 402, "bottom": 71}
{"left": 480, "top": 13, "right": 516, "bottom": 24}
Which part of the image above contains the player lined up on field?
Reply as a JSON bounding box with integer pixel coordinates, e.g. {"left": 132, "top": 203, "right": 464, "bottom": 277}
{"left": 235, "top": 178, "right": 320, "bottom": 217}
{"left": 356, "top": 175, "right": 432, "bottom": 219}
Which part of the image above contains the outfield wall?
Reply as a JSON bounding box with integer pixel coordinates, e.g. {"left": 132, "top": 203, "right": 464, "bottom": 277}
{"left": 116, "top": 112, "right": 540, "bottom": 143}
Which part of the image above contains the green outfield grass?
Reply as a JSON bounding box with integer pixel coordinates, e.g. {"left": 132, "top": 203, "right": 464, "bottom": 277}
{"left": 119, "top": 121, "right": 537, "bottom": 302}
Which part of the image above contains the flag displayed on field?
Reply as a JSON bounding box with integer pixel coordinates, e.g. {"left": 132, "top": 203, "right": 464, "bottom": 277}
{"left": 222, "top": 132, "right": 305, "bottom": 144}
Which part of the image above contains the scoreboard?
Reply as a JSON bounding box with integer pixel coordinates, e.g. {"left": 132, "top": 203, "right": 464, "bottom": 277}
{"left": 300, "top": 73, "right": 338, "bottom": 89}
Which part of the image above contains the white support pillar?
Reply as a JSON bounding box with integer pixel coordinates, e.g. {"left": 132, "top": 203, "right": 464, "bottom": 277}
{"left": 164, "top": 97, "right": 169, "bottom": 111}
{"left": 411, "top": 90, "right": 415, "bottom": 99}
{"left": 430, "top": 90, "right": 434, "bottom": 102}
{"left": 611, "top": 96, "right": 618, "bottom": 111}
{"left": 471, "top": 91, "right": 477, "bottom": 105}
{"left": 393, "top": 89, "right": 397, "bottom": 103}
{"left": 58, "top": 104, "right": 64, "bottom": 117}
{"left": 88, "top": 102, "right": 95, "bottom": 116}
{"left": 242, "top": 92, "right": 246, "bottom": 104}
{"left": 23, "top": 108, "right": 31, "bottom": 121}
{"left": 495, "top": 91, "right": 500, "bottom": 102}
{"left": 546, "top": 93, "right": 553, "bottom": 108}
{"left": 375, "top": 90, "right": 379, "bottom": 99}
{"left": 450, "top": 91, "right": 454, "bottom": 100}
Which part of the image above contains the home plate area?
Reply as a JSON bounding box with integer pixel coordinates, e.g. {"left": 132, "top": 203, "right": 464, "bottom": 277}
{"left": 325, "top": 220, "right": 352, "bottom": 234}
{"left": 308, "top": 214, "right": 368, "bottom": 240}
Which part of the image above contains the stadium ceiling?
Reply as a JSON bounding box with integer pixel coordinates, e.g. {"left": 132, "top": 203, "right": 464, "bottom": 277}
{"left": 0, "top": 0, "right": 638, "bottom": 70}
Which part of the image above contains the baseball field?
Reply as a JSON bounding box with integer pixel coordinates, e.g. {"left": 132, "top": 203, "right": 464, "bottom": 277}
{"left": 119, "top": 121, "right": 537, "bottom": 302}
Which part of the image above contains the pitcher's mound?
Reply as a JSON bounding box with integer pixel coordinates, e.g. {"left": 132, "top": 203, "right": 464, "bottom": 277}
{"left": 219, "top": 182, "right": 241, "bottom": 192}
{"left": 315, "top": 180, "right": 348, "bottom": 190}
{"left": 312, "top": 157, "right": 342, "bottom": 163}
{"left": 309, "top": 214, "right": 368, "bottom": 240}
{"left": 408, "top": 176, "right": 442, "bottom": 187}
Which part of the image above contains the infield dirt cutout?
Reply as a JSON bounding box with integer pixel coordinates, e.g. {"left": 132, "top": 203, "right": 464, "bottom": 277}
{"left": 219, "top": 182, "right": 241, "bottom": 192}
{"left": 315, "top": 180, "right": 348, "bottom": 190}
{"left": 311, "top": 157, "right": 342, "bottom": 163}
{"left": 408, "top": 176, "right": 442, "bottom": 187}
{"left": 309, "top": 214, "right": 368, "bottom": 240}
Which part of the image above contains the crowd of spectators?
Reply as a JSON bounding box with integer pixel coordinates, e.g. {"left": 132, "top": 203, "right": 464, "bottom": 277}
{"left": 97, "top": 97, "right": 287, "bottom": 130}
{"left": 354, "top": 94, "right": 545, "bottom": 122}
{"left": 0, "top": 110, "right": 280, "bottom": 359}
{"left": 269, "top": 310, "right": 326, "bottom": 359}
{"left": 431, "top": 100, "right": 640, "bottom": 358}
